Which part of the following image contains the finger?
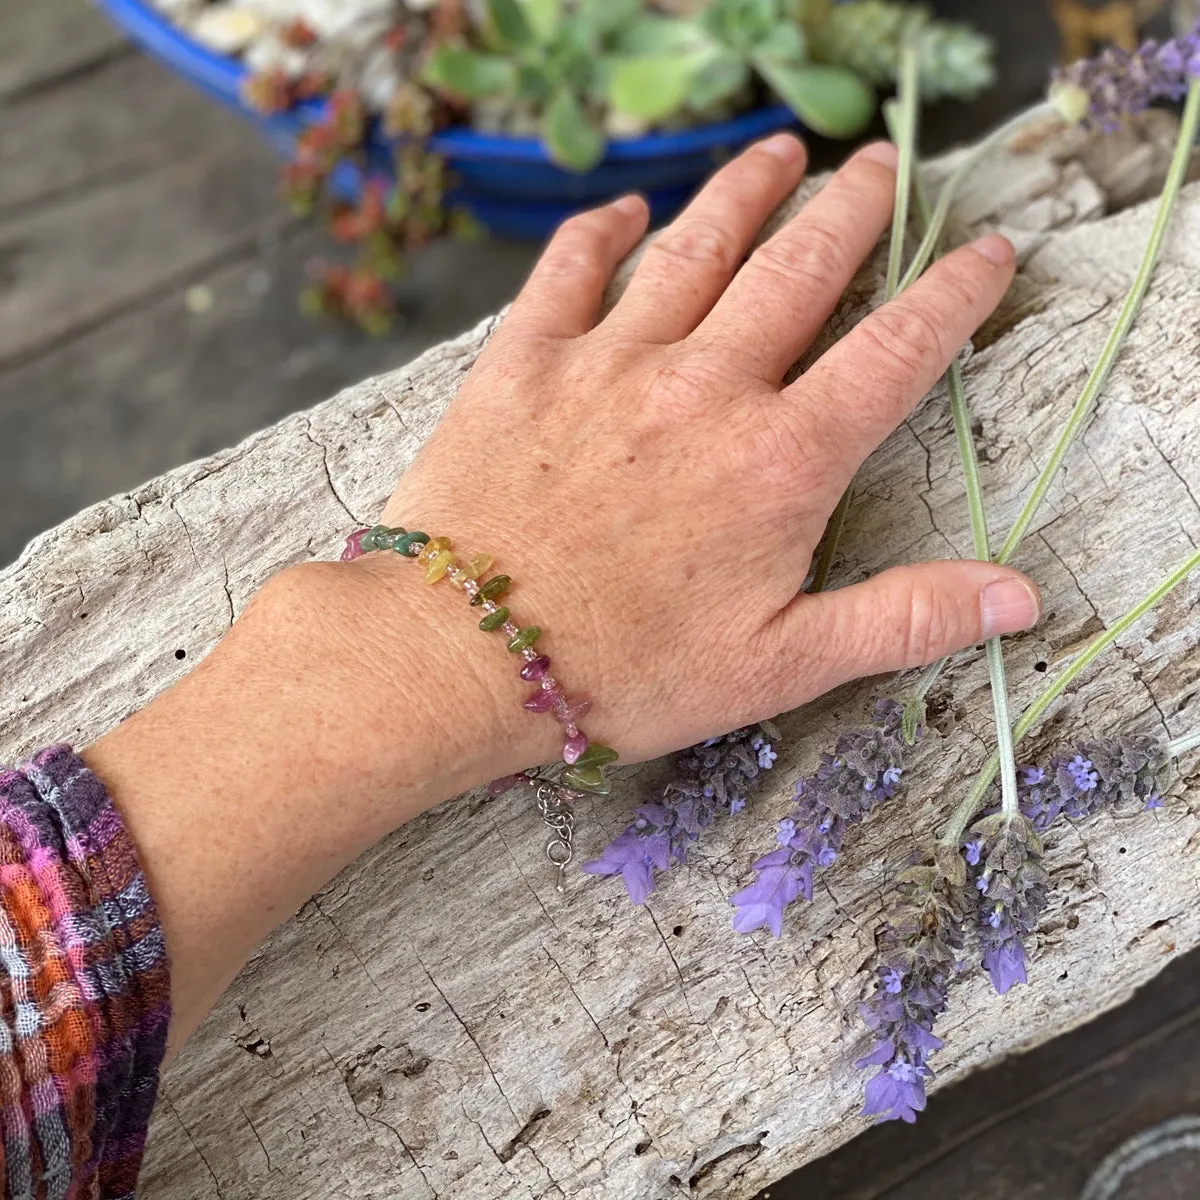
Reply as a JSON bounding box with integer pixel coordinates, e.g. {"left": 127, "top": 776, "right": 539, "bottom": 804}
{"left": 502, "top": 195, "right": 651, "bottom": 341}
{"left": 791, "top": 234, "right": 1016, "bottom": 486}
{"left": 604, "top": 133, "right": 808, "bottom": 345}
{"left": 770, "top": 560, "right": 1041, "bottom": 703}
{"left": 693, "top": 141, "right": 898, "bottom": 381}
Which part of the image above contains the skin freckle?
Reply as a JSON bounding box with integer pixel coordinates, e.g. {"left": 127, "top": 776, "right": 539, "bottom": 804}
{"left": 538, "top": 462, "right": 551, "bottom": 472}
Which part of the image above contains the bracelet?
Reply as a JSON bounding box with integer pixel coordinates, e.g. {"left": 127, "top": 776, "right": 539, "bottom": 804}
{"left": 341, "top": 523, "right": 619, "bottom": 890}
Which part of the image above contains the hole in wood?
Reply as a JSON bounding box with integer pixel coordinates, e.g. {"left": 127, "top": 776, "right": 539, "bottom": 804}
{"left": 175, "top": 649, "right": 186, "bottom": 660}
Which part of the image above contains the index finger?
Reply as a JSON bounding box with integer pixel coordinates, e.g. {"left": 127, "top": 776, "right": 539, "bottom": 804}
{"left": 789, "top": 234, "right": 1016, "bottom": 484}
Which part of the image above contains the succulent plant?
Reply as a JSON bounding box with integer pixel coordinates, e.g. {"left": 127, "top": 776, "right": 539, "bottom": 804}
{"left": 423, "top": 0, "right": 641, "bottom": 170}
{"left": 609, "top": 0, "right": 876, "bottom": 138}
{"left": 800, "top": 0, "right": 996, "bottom": 102}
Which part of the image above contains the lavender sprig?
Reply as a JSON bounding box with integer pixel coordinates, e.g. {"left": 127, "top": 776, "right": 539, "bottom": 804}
{"left": 582, "top": 724, "right": 778, "bottom": 904}
{"left": 964, "top": 813, "right": 1048, "bottom": 994}
{"left": 857, "top": 860, "right": 966, "bottom": 1123}
{"left": 963, "top": 733, "right": 1171, "bottom": 994}
{"left": 1052, "top": 27, "right": 1200, "bottom": 130}
{"left": 730, "top": 700, "right": 910, "bottom": 937}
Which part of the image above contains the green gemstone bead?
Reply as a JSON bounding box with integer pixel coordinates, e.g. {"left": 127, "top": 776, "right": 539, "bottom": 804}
{"left": 562, "top": 765, "right": 610, "bottom": 795}
{"left": 470, "top": 575, "right": 512, "bottom": 606}
{"left": 506, "top": 626, "right": 541, "bottom": 653}
{"left": 479, "top": 606, "right": 511, "bottom": 632}
{"left": 575, "top": 743, "right": 619, "bottom": 768}
{"left": 361, "top": 524, "right": 390, "bottom": 552}
{"left": 396, "top": 532, "right": 430, "bottom": 558}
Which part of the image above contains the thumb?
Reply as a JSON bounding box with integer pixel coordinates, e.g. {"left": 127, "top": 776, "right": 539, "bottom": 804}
{"left": 777, "top": 561, "right": 1042, "bottom": 701}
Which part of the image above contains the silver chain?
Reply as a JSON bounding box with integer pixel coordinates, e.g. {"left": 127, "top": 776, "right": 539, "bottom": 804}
{"left": 535, "top": 783, "right": 576, "bottom": 893}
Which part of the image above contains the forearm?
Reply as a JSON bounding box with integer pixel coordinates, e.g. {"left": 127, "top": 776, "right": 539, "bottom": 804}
{"left": 83, "top": 555, "right": 556, "bottom": 1055}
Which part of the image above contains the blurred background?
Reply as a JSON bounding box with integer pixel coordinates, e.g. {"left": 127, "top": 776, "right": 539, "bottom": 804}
{"left": 2, "top": 1, "right": 1197, "bottom": 1196}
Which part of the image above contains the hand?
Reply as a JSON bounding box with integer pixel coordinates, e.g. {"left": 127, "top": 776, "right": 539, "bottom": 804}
{"left": 367, "top": 132, "right": 1040, "bottom": 767}
{"left": 85, "top": 133, "right": 1042, "bottom": 1051}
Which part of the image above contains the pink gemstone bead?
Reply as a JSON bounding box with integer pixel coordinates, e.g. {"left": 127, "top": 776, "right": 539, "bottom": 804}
{"left": 488, "top": 773, "right": 530, "bottom": 797}
{"left": 341, "top": 528, "right": 369, "bottom": 561}
{"left": 520, "top": 655, "right": 551, "bottom": 682}
{"left": 552, "top": 696, "right": 593, "bottom": 725}
{"left": 523, "top": 687, "right": 561, "bottom": 713}
{"left": 563, "top": 732, "right": 589, "bottom": 764}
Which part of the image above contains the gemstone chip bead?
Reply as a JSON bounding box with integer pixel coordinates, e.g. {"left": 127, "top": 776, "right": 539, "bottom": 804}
{"left": 471, "top": 575, "right": 512, "bottom": 606}
{"left": 396, "top": 532, "right": 430, "bottom": 558}
{"left": 563, "top": 732, "right": 589, "bottom": 764}
{"left": 562, "top": 765, "right": 610, "bottom": 795}
{"left": 479, "top": 606, "right": 511, "bottom": 631}
{"left": 520, "top": 655, "right": 552, "bottom": 681}
{"left": 423, "top": 551, "right": 454, "bottom": 584}
{"left": 507, "top": 626, "right": 541, "bottom": 653}
{"left": 575, "top": 743, "right": 618, "bottom": 768}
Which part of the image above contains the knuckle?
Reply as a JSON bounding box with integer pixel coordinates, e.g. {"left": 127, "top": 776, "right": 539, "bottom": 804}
{"left": 900, "top": 578, "right": 953, "bottom": 667}
{"left": 541, "top": 217, "right": 611, "bottom": 278}
{"left": 645, "top": 359, "right": 727, "bottom": 415}
{"left": 753, "top": 222, "right": 849, "bottom": 288}
{"left": 859, "top": 302, "right": 947, "bottom": 377}
{"left": 650, "top": 219, "right": 739, "bottom": 274}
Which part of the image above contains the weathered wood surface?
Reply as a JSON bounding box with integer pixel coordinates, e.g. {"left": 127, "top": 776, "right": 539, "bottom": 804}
{"left": 3, "top": 113, "right": 1200, "bottom": 1199}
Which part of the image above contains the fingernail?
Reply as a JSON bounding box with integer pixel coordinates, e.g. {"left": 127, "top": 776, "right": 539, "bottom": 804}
{"left": 981, "top": 578, "right": 1042, "bottom": 639}
{"left": 971, "top": 233, "right": 1015, "bottom": 266}
{"left": 613, "top": 193, "right": 647, "bottom": 217}
{"left": 858, "top": 141, "right": 899, "bottom": 169}
{"left": 758, "top": 132, "right": 805, "bottom": 162}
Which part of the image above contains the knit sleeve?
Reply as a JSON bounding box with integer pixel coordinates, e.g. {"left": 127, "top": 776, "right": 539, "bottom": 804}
{"left": 0, "top": 745, "right": 170, "bottom": 1200}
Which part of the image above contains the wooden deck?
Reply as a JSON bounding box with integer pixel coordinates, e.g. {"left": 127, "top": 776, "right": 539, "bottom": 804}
{"left": 3, "top": 2, "right": 1197, "bottom": 1197}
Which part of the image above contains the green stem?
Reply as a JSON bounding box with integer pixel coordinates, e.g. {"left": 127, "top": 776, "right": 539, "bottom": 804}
{"left": 810, "top": 47, "right": 921, "bottom": 595}
{"left": 940, "top": 547, "right": 1200, "bottom": 845}
{"left": 996, "top": 79, "right": 1200, "bottom": 566}
{"left": 897, "top": 100, "right": 1056, "bottom": 294}
{"left": 1167, "top": 730, "right": 1200, "bottom": 758}
{"left": 912, "top": 656, "right": 947, "bottom": 701}
{"left": 948, "top": 360, "right": 1021, "bottom": 815}
{"left": 885, "top": 45, "right": 920, "bottom": 298}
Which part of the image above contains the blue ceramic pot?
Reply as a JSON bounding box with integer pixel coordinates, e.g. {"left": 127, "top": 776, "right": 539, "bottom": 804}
{"left": 97, "top": 0, "right": 800, "bottom": 238}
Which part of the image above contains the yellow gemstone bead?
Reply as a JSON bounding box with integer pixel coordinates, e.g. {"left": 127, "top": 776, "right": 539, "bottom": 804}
{"left": 424, "top": 550, "right": 454, "bottom": 584}
{"left": 416, "top": 536, "right": 451, "bottom": 567}
{"left": 462, "top": 553, "right": 494, "bottom": 581}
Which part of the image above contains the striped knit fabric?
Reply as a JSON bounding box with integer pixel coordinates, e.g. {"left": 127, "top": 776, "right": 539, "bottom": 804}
{"left": 0, "top": 746, "right": 170, "bottom": 1199}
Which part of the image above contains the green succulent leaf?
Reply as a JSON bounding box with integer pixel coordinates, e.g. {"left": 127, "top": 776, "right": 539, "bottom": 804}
{"left": 756, "top": 60, "right": 875, "bottom": 137}
{"left": 543, "top": 88, "right": 607, "bottom": 172}
{"left": 519, "top": 0, "right": 563, "bottom": 45}
{"left": 576, "top": 0, "right": 644, "bottom": 38}
{"left": 487, "top": 0, "right": 535, "bottom": 48}
{"left": 609, "top": 53, "right": 710, "bottom": 121}
{"left": 688, "top": 52, "right": 751, "bottom": 110}
{"left": 423, "top": 47, "right": 517, "bottom": 99}
{"left": 703, "top": 0, "right": 779, "bottom": 52}
{"left": 753, "top": 20, "right": 806, "bottom": 62}
{"left": 617, "top": 15, "right": 712, "bottom": 55}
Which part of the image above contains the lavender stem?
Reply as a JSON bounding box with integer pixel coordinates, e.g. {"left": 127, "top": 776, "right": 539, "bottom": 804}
{"left": 996, "top": 79, "right": 1200, "bottom": 565}
{"left": 897, "top": 101, "right": 1057, "bottom": 293}
{"left": 810, "top": 44, "right": 921, "bottom": 596}
{"left": 941, "top": 546, "right": 1200, "bottom": 845}
{"left": 1167, "top": 730, "right": 1200, "bottom": 758}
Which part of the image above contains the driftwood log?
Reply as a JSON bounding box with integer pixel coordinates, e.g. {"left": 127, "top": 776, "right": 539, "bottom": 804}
{"left": 3, "top": 112, "right": 1200, "bottom": 1199}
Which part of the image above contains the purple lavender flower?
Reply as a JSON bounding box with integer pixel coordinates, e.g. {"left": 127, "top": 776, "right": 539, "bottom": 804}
{"left": 1021, "top": 733, "right": 1167, "bottom": 830}
{"left": 1052, "top": 27, "right": 1200, "bottom": 130}
{"left": 964, "top": 733, "right": 1169, "bottom": 994}
{"left": 731, "top": 700, "right": 910, "bottom": 937}
{"left": 583, "top": 724, "right": 778, "bottom": 904}
{"left": 966, "top": 815, "right": 1049, "bottom": 995}
{"left": 857, "top": 862, "right": 965, "bottom": 1123}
